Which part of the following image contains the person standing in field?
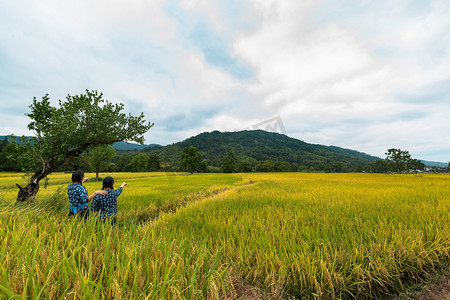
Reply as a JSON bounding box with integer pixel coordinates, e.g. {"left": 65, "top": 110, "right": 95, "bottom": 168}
{"left": 67, "top": 170, "right": 107, "bottom": 220}
{"left": 91, "top": 176, "right": 126, "bottom": 225}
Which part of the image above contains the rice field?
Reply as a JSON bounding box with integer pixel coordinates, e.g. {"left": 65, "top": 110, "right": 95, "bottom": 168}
{"left": 0, "top": 172, "right": 449, "bottom": 299}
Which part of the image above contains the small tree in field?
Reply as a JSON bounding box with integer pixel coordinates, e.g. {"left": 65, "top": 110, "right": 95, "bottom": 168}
{"left": 408, "top": 158, "right": 425, "bottom": 174}
{"left": 385, "top": 148, "right": 411, "bottom": 173}
{"left": 180, "top": 146, "right": 202, "bottom": 174}
{"left": 11, "top": 90, "right": 153, "bottom": 202}
{"left": 89, "top": 145, "right": 117, "bottom": 181}
{"left": 222, "top": 150, "right": 237, "bottom": 173}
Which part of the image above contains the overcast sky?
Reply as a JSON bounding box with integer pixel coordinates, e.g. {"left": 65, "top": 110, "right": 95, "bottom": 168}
{"left": 1, "top": 0, "right": 449, "bottom": 162}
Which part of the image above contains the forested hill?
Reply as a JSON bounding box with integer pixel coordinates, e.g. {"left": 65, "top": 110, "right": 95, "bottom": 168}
{"left": 145, "top": 130, "right": 379, "bottom": 169}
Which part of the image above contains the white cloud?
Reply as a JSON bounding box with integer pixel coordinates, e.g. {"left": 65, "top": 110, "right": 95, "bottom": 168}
{"left": 1, "top": 0, "right": 449, "bottom": 161}
{"left": 230, "top": 0, "right": 450, "bottom": 161}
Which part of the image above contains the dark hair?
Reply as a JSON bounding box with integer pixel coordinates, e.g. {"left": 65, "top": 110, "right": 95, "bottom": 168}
{"left": 72, "top": 170, "right": 84, "bottom": 183}
{"left": 102, "top": 176, "right": 114, "bottom": 190}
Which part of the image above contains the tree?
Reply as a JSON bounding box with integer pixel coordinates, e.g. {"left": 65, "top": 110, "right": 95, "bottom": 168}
{"left": 180, "top": 146, "right": 202, "bottom": 174}
{"left": 129, "top": 153, "right": 150, "bottom": 172}
{"left": 89, "top": 145, "right": 117, "bottom": 181}
{"left": 0, "top": 138, "right": 19, "bottom": 171}
{"left": 11, "top": 90, "right": 153, "bottom": 202}
{"left": 64, "top": 152, "right": 90, "bottom": 172}
{"left": 257, "top": 160, "right": 273, "bottom": 172}
{"left": 0, "top": 136, "right": 8, "bottom": 152}
{"left": 238, "top": 160, "right": 253, "bottom": 172}
{"left": 385, "top": 148, "right": 411, "bottom": 173}
{"left": 114, "top": 153, "right": 134, "bottom": 172}
{"left": 408, "top": 158, "right": 425, "bottom": 174}
{"left": 148, "top": 153, "right": 161, "bottom": 171}
{"left": 222, "top": 150, "right": 237, "bottom": 173}
{"left": 273, "top": 161, "right": 291, "bottom": 172}
{"left": 354, "top": 164, "right": 364, "bottom": 172}
{"left": 369, "top": 159, "right": 389, "bottom": 173}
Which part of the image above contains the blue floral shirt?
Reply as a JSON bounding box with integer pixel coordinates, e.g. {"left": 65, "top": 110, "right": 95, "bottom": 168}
{"left": 67, "top": 183, "right": 89, "bottom": 212}
{"left": 91, "top": 187, "right": 123, "bottom": 218}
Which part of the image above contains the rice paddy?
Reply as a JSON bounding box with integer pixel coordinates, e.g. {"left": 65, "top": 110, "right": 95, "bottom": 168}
{"left": 0, "top": 172, "right": 449, "bottom": 299}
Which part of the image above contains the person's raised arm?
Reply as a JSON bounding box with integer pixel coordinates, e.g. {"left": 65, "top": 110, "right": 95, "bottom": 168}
{"left": 120, "top": 182, "right": 127, "bottom": 189}
{"left": 88, "top": 190, "right": 108, "bottom": 201}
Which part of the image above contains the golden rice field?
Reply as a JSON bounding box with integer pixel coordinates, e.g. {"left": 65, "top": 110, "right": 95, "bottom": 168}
{"left": 0, "top": 172, "right": 449, "bottom": 299}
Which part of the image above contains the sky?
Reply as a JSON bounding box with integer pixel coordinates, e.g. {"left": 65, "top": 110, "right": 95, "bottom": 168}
{"left": 1, "top": 0, "right": 449, "bottom": 162}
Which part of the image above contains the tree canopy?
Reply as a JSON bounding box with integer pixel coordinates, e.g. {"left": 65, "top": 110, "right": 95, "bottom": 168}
{"left": 180, "top": 146, "right": 202, "bottom": 174}
{"left": 89, "top": 145, "right": 117, "bottom": 181}
{"left": 222, "top": 150, "right": 237, "bottom": 173}
{"left": 385, "top": 148, "right": 411, "bottom": 173}
{"left": 12, "top": 90, "right": 153, "bottom": 202}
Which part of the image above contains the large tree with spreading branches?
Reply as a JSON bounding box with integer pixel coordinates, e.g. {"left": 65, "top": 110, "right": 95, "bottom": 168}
{"left": 385, "top": 148, "right": 411, "bottom": 173}
{"left": 11, "top": 90, "right": 153, "bottom": 203}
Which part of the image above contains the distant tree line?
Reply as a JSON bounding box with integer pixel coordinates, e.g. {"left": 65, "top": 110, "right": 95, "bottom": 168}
{"left": 0, "top": 136, "right": 445, "bottom": 175}
{"left": 177, "top": 146, "right": 433, "bottom": 174}
{"left": 366, "top": 148, "right": 426, "bottom": 174}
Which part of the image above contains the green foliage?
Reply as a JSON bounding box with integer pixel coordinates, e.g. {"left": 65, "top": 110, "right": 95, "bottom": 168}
{"left": 148, "top": 153, "right": 161, "bottom": 171}
{"left": 89, "top": 145, "right": 116, "bottom": 180}
{"left": 147, "top": 130, "right": 378, "bottom": 172}
{"left": 129, "top": 153, "right": 150, "bottom": 172}
{"left": 21, "top": 90, "right": 152, "bottom": 173}
{"left": 408, "top": 158, "right": 425, "bottom": 174}
{"left": 272, "top": 161, "right": 291, "bottom": 172}
{"left": 222, "top": 150, "right": 237, "bottom": 173}
{"left": 35, "top": 186, "right": 68, "bottom": 214}
{"left": 6, "top": 136, "right": 41, "bottom": 172}
{"left": 180, "top": 146, "right": 202, "bottom": 174}
{"left": 64, "top": 153, "right": 91, "bottom": 172}
{"left": 257, "top": 160, "right": 273, "bottom": 172}
{"left": 207, "top": 165, "right": 222, "bottom": 173}
{"left": 11, "top": 90, "right": 153, "bottom": 202}
{"left": 0, "top": 136, "right": 8, "bottom": 157}
{"left": 385, "top": 148, "right": 411, "bottom": 173}
{"left": 0, "top": 141, "right": 21, "bottom": 171}
{"left": 237, "top": 160, "right": 253, "bottom": 172}
{"left": 369, "top": 159, "right": 390, "bottom": 173}
{"left": 114, "top": 153, "right": 134, "bottom": 172}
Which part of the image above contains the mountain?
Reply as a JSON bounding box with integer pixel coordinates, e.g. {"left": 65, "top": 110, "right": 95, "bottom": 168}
{"left": 145, "top": 130, "right": 380, "bottom": 169}
{"left": 112, "top": 141, "right": 160, "bottom": 151}
{"left": 421, "top": 160, "right": 448, "bottom": 168}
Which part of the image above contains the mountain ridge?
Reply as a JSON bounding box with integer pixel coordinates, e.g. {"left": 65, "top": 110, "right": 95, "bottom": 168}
{"left": 145, "top": 130, "right": 380, "bottom": 170}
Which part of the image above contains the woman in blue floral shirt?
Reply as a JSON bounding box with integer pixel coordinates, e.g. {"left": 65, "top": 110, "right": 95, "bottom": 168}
{"left": 67, "top": 170, "right": 107, "bottom": 219}
{"left": 91, "top": 176, "right": 126, "bottom": 225}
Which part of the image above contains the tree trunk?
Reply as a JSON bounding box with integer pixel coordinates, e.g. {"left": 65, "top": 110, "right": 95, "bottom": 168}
{"left": 15, "top": 167, "right": 53, "bottom": 203}
{"left": 16, "top": 182, "right": 40, "bottom": 203}
{"left": 96, "top": 169, "right": 99, "bottom": 181}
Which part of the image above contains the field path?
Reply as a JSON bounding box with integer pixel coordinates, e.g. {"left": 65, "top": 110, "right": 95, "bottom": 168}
{"left": 399, "top": 275, "right": 450, "bottom": 299}
{"left": 140, "top": 176, "right": 257, "bottom": 223}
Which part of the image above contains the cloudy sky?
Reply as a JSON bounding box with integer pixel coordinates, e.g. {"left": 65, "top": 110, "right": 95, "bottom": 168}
{"left": 1, "top": 0, "right": 449, "bottom": 162}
